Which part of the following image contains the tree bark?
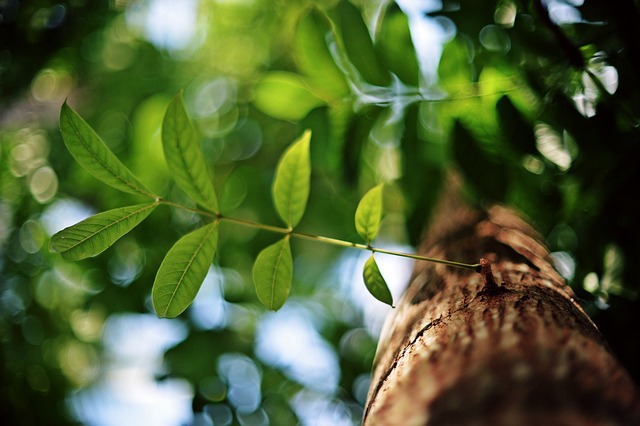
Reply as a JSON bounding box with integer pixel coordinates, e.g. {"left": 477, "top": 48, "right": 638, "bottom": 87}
{"left": 363, "top": 191, "right": 640, "bottom": 425}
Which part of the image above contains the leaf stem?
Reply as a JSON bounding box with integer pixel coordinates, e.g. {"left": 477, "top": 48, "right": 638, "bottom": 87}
{"left": 157, "top": 203, "right": 479, "bottom": 271}
{"left": 218, "top": 214, "right": 480, "bottom": 272}
{"left": 158, "top": 199, "right": 216, "bottom": 217}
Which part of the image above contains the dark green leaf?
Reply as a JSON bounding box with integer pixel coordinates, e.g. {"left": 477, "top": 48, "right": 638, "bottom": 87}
{"left": 355, "top": 183, "right": 384, "bottom": 243}
{"left": 60, "top": 102, "right": 156, "bottom": 198}
{"left": 273, "top": 130, "right": 312, "bottom": 228}
{"left": 376, "top": 4, "right": 421, "bottom": 86}
{"left": 153, "top": 222, "right": 219, "bottom": 318}
{"left": 451, "top": 121, "right": 508, "bottom": 201}
{"left": 294, "top": 9, "right": 349, "bottom": 101}
{"left": 363, "top": 254, "right": 393, "bottom": 306}
{"left": 50, "top": 202, "right": 158, "bottom": 260}
{"left": 400, "top": 104, "right": 444, "bottom": 246}
{"left": 342, "top": 105, "right": 383, "bottom": 185}
{"left": 163, "top": 92, "right": 219, "bottom": 212}
{"left": 253, "top": 237, "right": 293, "bottom": 311}
{"left": 331, "top": 1, "right": 391, "bottom": 87}
{"left": 496, "top": 96, "right": 537, "bottom": 156}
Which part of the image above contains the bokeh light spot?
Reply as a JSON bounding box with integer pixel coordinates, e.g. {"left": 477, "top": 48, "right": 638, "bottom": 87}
{"left": 29, "top": 166, "right": 58, "bottom": 203}
{"left": 26, "top": 364, "right": 51, "bottom": 393}
{"left": 58, "top": 340, "right": 100, "bottom": 387}
{"left": 200, "top": 376, "right": 227, "bottom": 402}
{"left": 21, "top": 315, "right": 45, "bottom": 345}
{"left": 479, "top": 24, "right": 511, "bottom": 54}
{"left": 204, "top": 403, "right": 233, "bottom": 426}
{"left": 19, "top": 219, "right": 45, "bottom": 254}
{"left": 217, "top": 353, "right": 262, "bottom": 415}
{"left": 31, "top": 68, "right": 72, "bottom": 103}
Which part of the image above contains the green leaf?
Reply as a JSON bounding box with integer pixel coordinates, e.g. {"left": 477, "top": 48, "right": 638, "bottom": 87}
{"left": 162, "top": 92, "right": 219, "bottom": 212}
{"left": 363, "top": 254, "right": 393, "bottom": 306}
{"left": 355, "top": 183, "right": 384, "bottom": 243}
{"left": 273, "top": 130, "right": 312, "bottom": 228}
{"left": 50, "top": 202, "right": 158, "bottom": 260}
{"left": 496, "top": 96, "right": 537, "bottom": 156}
{"left": 376, "top": 4, "right": 421, "bottom": 87}
{"left": 438, "top": 37, "right": 473, "bottom": 95}
{"left": 294, "top": 9, "right": 349, "bottom": 101}
{"left": 253, "top": 237, "right": 293, "bottom": 311}
{"left": 60, "top": 102, "right": 155, "bottom": 198}
{"left": 153, "top": 222, "right": 219, "bottom": 318}
{"left": 331, "top": 1, "right": 391, "bottom": 87}
{"left": 254, "top": 72, "right": 326, "bottom": 121}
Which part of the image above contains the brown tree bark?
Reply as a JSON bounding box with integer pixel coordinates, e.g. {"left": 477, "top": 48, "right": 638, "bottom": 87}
{"left": 363, "top": 191, "right": 640, "bottom": 425}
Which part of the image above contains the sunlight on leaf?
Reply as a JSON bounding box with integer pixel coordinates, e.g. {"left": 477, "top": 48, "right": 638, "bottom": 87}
{"left": 163, "top": 91, "right": 219, "bottom": 212}
{"left": 254, "top": 72, "right": 326, "bottom": 121}
{"left": 253, "top": 237, "right": 293, "bottom": 311}
{"left": 355, "top": 183, "right": 384, "bottom": 243}
{"left": 272, "top": 130, "right": 312, "bottom": 229}
{"left": 153, "top": 222, "right": 219, "bottom": 318}
{"left": 60, "top": 102, "right": 156, "bottom": 198}
{"left": 363, "top": 254, "right": 393, "bottom": 306}
{"left": 50, "top": 202, "right": 158, "bottom": 260}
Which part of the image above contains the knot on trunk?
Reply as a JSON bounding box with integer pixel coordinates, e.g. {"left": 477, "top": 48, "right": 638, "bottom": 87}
{"left": 478, "top": 258, "right": 503, "bottom": 295}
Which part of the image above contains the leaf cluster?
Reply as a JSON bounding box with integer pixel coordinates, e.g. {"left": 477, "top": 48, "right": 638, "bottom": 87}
{"left": 51, "top": 92, "right": 400, "bottom": 318}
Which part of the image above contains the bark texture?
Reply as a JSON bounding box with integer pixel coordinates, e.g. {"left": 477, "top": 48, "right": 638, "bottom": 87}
{"left": 363, "top": 194, "right": 640, "bottom": 425}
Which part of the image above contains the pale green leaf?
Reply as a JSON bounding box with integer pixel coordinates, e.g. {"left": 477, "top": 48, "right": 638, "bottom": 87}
{"left": 59, "top": 102, "right": 155, "bottom": 198}
{"left": 363, "top": 254, "right": 393, "bottom": 306}
{"left": 355, "top": 183, "right": 384, "bottom": 243}
{"left": 50, "top": 202, "right": 158, "bottom": 260}
{"left": 273, "top": 130, "right": 312, "bottom": 228}
{"left": 254, "top": 72, "right": 325, "bottom": 121}
{"left": 152, "top": 222, "right": 219, "bottom": 318}
{"left": 162, "top": 92, "right": 219, "bottom": 212}
{"left": 253, "top": 237, "right": 293, "bottom": 311}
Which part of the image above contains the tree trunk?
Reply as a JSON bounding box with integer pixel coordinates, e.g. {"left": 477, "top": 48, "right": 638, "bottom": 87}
{"left": 363, "top": 191, "right": 640, "bottom": 425}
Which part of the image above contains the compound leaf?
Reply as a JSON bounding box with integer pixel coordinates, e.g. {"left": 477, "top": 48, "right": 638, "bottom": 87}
{"left": 60, "top": 102, "right": 155, "bottom": 198}
{"left": 50, "top": 202, "right": 158, "bottom": 260}
{"left": 253, "top": 237, "right": 293, "bottom": 311}
{"left": 153, "top": 222, "right": 219, "bottom": 318}
{"left": 273, "top": 130, "right": 312, "bottom": 228}
{"left": 355, "top": 183, "right": 384, "bottom": 243}
{"left": 162, "top": 92, "right": 219, "bottom": 212}
{"left": 363, "top": 254, "right": 393, "bottom": 306}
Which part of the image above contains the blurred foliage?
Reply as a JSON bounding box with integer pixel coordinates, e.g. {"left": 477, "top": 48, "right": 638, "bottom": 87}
{"left": 1, "top": 0, "right": 640, "bottom": 425}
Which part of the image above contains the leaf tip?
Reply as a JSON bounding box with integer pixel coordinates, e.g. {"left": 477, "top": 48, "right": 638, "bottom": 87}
{"left": 301, "top": 128, "right": 312, "bottom": 142}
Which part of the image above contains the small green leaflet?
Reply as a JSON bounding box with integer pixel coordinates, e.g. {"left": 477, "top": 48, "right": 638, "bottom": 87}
{"left": 59, "top": 102, "right": 156, "bottom": 198}
{"left": 152, "top": 222, "right": 219, "bottom": 318}
{"left": 272, "top": 130, "right": 311, "bottom": 229}
{"left": 363, "top": 254, "right": 393, "bottom": 306}
{"left": 355, "top": 183, "right": 384, "bottom": 243}
{"left": 162, "top": 92, "right": 219, "bottom": 212}
{"left": 50, "top": 202, "right": 158, "bottom": 260}
{"left": 253, "top": 237, "right": 293, "bottom": 311}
